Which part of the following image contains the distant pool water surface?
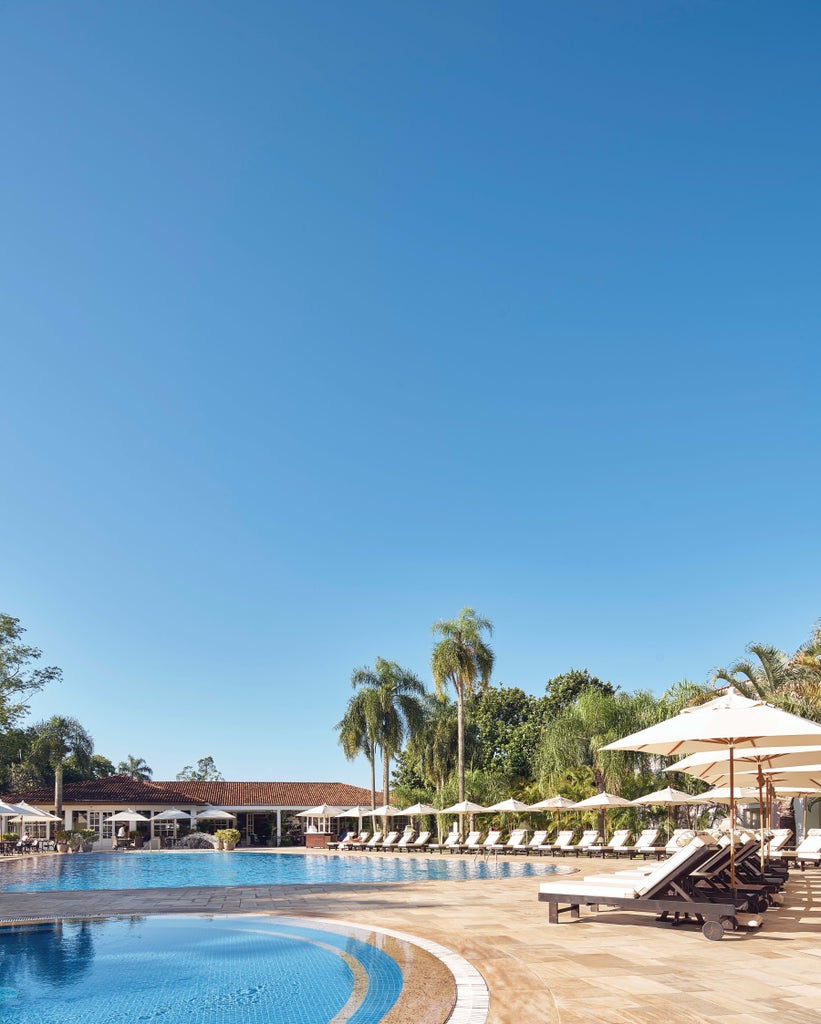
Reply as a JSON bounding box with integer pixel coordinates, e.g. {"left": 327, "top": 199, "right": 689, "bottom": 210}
{"left": 0, "top": 915, "right": 403, "bottom": 1024}
{"left": 0, "top": 850, "right": 569, "bottom": 892}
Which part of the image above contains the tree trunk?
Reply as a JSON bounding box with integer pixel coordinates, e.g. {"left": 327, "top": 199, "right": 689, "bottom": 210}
{"left": 382, "top": 746, "right": 390, "bottom": 836}
{"left": 456, "top": 683, "right": 465, "bottom": 803}
{"left": 369, "top": 756, "right": 376, "bottom": 811}
{"left": 54, "top": 764, "right": 64, "bottom": 822}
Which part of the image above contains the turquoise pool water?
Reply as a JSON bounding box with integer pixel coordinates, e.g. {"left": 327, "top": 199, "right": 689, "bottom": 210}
{"left": 0, "top": 916, "right": 402, "bottom": 1024}
{"left": 0, "top": 851, "right": 568, "bottom": 892}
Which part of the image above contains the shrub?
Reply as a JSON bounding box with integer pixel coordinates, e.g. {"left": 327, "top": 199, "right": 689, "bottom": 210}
{"left": 1, "top": 832, "right": 19, "bottom": 843}
{"left": 215, "top": 828, "right": 241, "bottom": 846}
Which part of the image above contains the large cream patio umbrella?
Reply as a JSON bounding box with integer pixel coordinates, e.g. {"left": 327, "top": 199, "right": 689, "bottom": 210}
{"left": 601, "top": 686, "right": 821, "bottom": 887}
{"left": 572, "top": 792, "right": 633, "bottom": 842}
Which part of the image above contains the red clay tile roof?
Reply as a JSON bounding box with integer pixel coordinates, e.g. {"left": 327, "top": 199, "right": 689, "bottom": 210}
{"left": 5, "top": 776, "right": 380, "bottom": 809}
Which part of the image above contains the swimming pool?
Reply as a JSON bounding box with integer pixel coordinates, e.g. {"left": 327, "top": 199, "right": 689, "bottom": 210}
{"left": 0, "top": 851, "right": 570, "bottom": 892}
{"left": 0, "top": 916, "right": 403, "bottom": 1024}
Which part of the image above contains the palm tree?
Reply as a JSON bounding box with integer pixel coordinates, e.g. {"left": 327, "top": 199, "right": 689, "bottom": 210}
{"left": 404, "top": 693, "right": 460, "bottom": 804}
{"left": 351, "top": 658, "right": 427, "bottom": 808}
{"left": 336, "top": 689, "right": 379, "bottom": 809}
{"left": 31, "top": 716, "right": 93, "bottom": 821}
{"left": 116, "top": 755, "right": 153, "bottom": 781}
{"left": 431, "top": 608, "right": 494, "bottom": 803}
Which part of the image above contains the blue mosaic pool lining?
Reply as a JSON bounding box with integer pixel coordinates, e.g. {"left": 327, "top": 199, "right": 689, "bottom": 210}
{"left": 0, "top": 916, "right": 402, "bottom": 1024}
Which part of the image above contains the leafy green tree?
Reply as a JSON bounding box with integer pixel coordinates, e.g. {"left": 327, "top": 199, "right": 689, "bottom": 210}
{"left": 336, "top": 689, "right": 379, "bottom": 809}
{"left": 351, "top": 658, "right": 427, "bottom": 806}
{"left": 176, "top": 756, "right": 224, "bottom": 781}
{"left": 402, "top": 692, "right": 462, "bottom": 802}
{"left": 30, "top": 716, "right": 93, "bottom": 821}
{"left": 431, "top": 608, "right": 494, "bottom": 803}
{"left": 117, "top": 755, "right": 153, "bottom": 780}
{"left": 63, "top": 753, "right": 117, "bottom": 782}
{"left": 0, "top": 614, "right": 62, "bottom": 730}
{"left": 544, "top": 668, "right": 615, "bottom": 719}
{"left": 467, "top": 685, "right": 548, "bottom": 783}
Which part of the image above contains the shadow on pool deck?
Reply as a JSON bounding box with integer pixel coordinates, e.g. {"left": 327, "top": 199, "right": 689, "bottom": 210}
{"left": 2, "top": 853, "right": 821, "bottom": 1024}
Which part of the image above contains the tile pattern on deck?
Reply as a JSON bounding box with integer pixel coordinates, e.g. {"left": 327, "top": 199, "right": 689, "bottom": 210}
{"left": 1, "top": 851, "right": 819, "bottom": 1023}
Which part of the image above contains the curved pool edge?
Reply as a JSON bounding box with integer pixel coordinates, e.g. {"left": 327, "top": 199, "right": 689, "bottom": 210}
{"left": 0, "top": 909, "right": 488, "bottom": 1024}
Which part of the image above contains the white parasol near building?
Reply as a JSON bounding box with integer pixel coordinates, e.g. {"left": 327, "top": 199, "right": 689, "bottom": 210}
{"left": 152, "top": 808, "right": 192, "bottom": 843}
{"left": 485, "top": 798, "right": 532, "bottom": 813}
{"left": 602, "top": 686, "right": 821, "bottom": 886}
{"left": 109, "top": 809, "right": 150, "bottom": 822}
{"left": 193, "top": 807, "right": 236, "bottom": 821}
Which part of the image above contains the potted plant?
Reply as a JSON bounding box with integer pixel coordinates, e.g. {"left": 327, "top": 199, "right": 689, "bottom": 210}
{"left": 55, "top": 829, "right": 72, "bottom": 854}
{"left": 215, "top": 828, "right": 241, "bottom": 851}
{"left": 78, "top": 828, "right": 98, "bottom": 852}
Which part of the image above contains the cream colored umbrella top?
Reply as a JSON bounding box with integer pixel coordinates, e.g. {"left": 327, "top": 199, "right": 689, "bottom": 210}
{"left": 572, "top": 792, "right": 633, "bottom": 808}
{"left": 527, "top": 796, "right": 575, "bottom": 810}
{"left": 485, "top": 798, "right": 532, "bottom": 813}
{"left": 632, "top": 786, "right": 694, "bottom": 806}
{"left": 440, "top": 800, "right": 488, "bottom": 814}
{"left": 668, "top": 745, "right": 821, "bottom": 782}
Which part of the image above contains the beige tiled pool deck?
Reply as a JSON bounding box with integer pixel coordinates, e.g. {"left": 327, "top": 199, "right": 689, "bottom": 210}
{"left": 2, "top": 850, "right": 819, "bottom": 1023}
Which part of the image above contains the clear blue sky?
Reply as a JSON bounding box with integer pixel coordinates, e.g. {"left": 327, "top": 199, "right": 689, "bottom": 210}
{"left": 2, "top": 2, "right": 819, "bottom": 787}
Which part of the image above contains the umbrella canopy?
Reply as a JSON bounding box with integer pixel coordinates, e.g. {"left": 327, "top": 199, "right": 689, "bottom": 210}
{"left": 485, "top": 798, "right": 531, "bottom": 813}
{"left": 572, "top": 792, "right": 633, "bottom": 809}
{"left": 527, "top": 796, "right": 576, "bottom": 810}
{"left": 440, "top": 800, "right": 488, "bottom": 814}
{"left": 152, "top": 808, "right": 192, "bottom": 820}
{"left": 632, "top": 787, "right": 694, "bottom": 806}
{"left": 368, "top": 804, "right": 403, "bottom": 817}
{"left": 339, "top": 805, "right": 373, "bottom": 817}
{"left": 399, "top": 802, "right": 441, "bottom": 815}
{"left": 0, "top": 800, "right": 30, "bottom": 817}
{"left": 296, "top": 805, "right": 347, "bottom": 818}
{"left": 109, "top": 808, "right": 150, "bottom": 822}
{"left": 681, "top": 786, "right": 761, "bottom": 805}
{"left": 668, "top": 745, "right": 821, "bottom": 783}
{"left": 7, "top": 800, "right": 61, "bottom": 821}
{"left": 193, "top": 807, "right": 236, "bottom": 821}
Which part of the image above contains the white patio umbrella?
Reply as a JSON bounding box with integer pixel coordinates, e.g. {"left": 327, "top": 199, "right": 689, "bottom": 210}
{"left": 152, "top": 808, "right": 192, "bottom": 842}
{"left": 109, "top": 809, "right": 150, "bottom": 822}
{"left": 602, "top": 686, "right": 821, "bottom": 887}
{"left": 572, "top": 792, "right": 633, "bottom": 841}
{"left": 440, "top": 801, "right": 488, "bottom": 814}
{"left": 527, "top": 796, "right": 575, "bottom": 837}
{"left": 296, "top": 805, "right": 348, "bottom": 818}
{"left": 193, "top": 807, "right": 236, "bottom": 821}
{"left": 631, "top": 786, "right": 696, "bottom": 835}
{"left": 485, "top": 798, "right": 531, "bottom": 813}
{"left": 681, "top": 786, "right": 761, "bottom": 805}
{"left": 669, "top": 745, "right": 821, "bottom": 783}
{"left": 399, "top": 802, "right": 441, "bottom": 815}
{"left": 12, "top": 801, "right": 62, "bottom": 822}
{"left": 368, "top": 804, "right": 403, "bottom": 817}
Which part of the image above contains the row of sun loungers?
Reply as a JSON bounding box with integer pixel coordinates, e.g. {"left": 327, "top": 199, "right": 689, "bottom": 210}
{"left": 328, "top": 825, "right": 821, "bottom": 866}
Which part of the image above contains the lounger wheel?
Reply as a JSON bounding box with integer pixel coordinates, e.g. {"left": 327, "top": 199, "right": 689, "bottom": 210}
{"left": 702, "top": 920, "right": 725, "bottom": 941}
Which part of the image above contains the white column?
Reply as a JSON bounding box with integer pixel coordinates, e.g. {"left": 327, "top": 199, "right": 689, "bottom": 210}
{"left": 276, "top": 809, "right": 281, "bottom": 847}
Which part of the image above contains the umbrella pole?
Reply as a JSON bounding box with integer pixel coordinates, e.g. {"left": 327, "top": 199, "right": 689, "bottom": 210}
{"left": 729, "top": 744, "right": 736, "bottom": 891}
{"left": 757, "top": 765, "right": 766, "bottom": 874}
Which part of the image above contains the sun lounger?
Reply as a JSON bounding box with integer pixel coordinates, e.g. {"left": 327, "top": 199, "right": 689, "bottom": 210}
{"left": 649, "top": 829, "right": 695, "bottom": 860}
{"left": 545, "top": 830, "right": 576, "bottom": 855}
{"left": 400, "top": 830, "right": 431, "bottom": 853}
{"left": 428, "top": 832, "right": 463, "bottom": 854}
{"left": 376, "top": 831, "right": 401, "bottom": 851}
{"left": 614, "top": 827, "right": 661, "bottom": 859}
{"left": 362, "top": 830, "right": 384, "bottom": 850}
{"left": 480, "top": 830, "right": 503, "bottom": 850}
{"left": 492, "top": 829, "right": 529, "bottom": 853}
{"left": 458, "top": 831, "right": 483, "bottom": 853}
{"left": 538, "top": 833, "right": 761, "bottom": 940}
{"left": 763, "top": 828, "right": 793, "bottom": 858}
{"left": 779, "top": 828, "right": 821, "bottom": 870}
{"left": 393, "top": 831, "right": 417, "bottom": 851}
{"left": 339, "top": 830, "right": 371, "bottom": 850}
{"left": 327, "top": 830, "right": 356, "bottom": 850}
{"left": 556, "top": 829, "right": 601, "bottom": 857}
{"left": 523, "top": 830, "right": 549, "bottom": 855}
{"left": 588, "top": 829, "right": 632, "bottom": 857}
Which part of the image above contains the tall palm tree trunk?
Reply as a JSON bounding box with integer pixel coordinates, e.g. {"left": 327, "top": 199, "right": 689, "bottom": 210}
{"left": 54, "top": 764, "right": 64, "bottom": 822}
{"left": 456, "top": 684, "right": 465, "bottom": 803}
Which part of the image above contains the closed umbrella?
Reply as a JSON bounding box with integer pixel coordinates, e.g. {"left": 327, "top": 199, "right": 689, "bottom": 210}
{"left": 602, "top": 686, "right": 821, "bottom": 887}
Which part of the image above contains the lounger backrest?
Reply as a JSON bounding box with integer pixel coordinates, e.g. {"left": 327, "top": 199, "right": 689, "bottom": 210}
{"left": 357, "top": 832, "right": 371, "bottom": 843}
{"left": 482, "top": 830, "right": 502, "bottom": 847}
{"left": 636, "top": 834, "right": 718, "bottom": 898}
{"left": 443, "top": 832, "right": 462, "bottom": 847}
{"left": 553, "top": 830, "right": 575, "bottom": 848}
{"left": 577, "top": 830, "right": 600, "bottom": 847}
{"left": 507, "top": 829, "right": 527, "bottom": 845}
{"left": 413, "top": 831, "right": 431, "bottom": 845}
{"left": 463, "top": 831, "right": 482, "bottom": 846}
{"left": 664, "top": 829, "right": 693, "bottom": 852}
{"left": 382, "top": 831, "right": 400, "bottom": 845}
{"left": 396, "top": 832, "right": 414, "bottom": 846}
{"left": 367, "top": 831, "right": 384, "bottom": 846}
{"left": 635, "top": 828, "right": 659, "bottom": 848}
{"left": 795, "top": 833, "right": 821, "bottom": 854}
{"left": 529, "top": 830, "right": 548, "bottom": 846}
{"left": 608, "top": 830, "right": 631, "bottom": 848}
{"left": 767, "top": 830, "right": 792, "bottom": 851}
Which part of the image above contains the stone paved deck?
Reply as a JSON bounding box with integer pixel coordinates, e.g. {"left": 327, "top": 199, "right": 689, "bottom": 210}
{"left": 1, "top": 850, "right": 819, "bottom": 1023}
